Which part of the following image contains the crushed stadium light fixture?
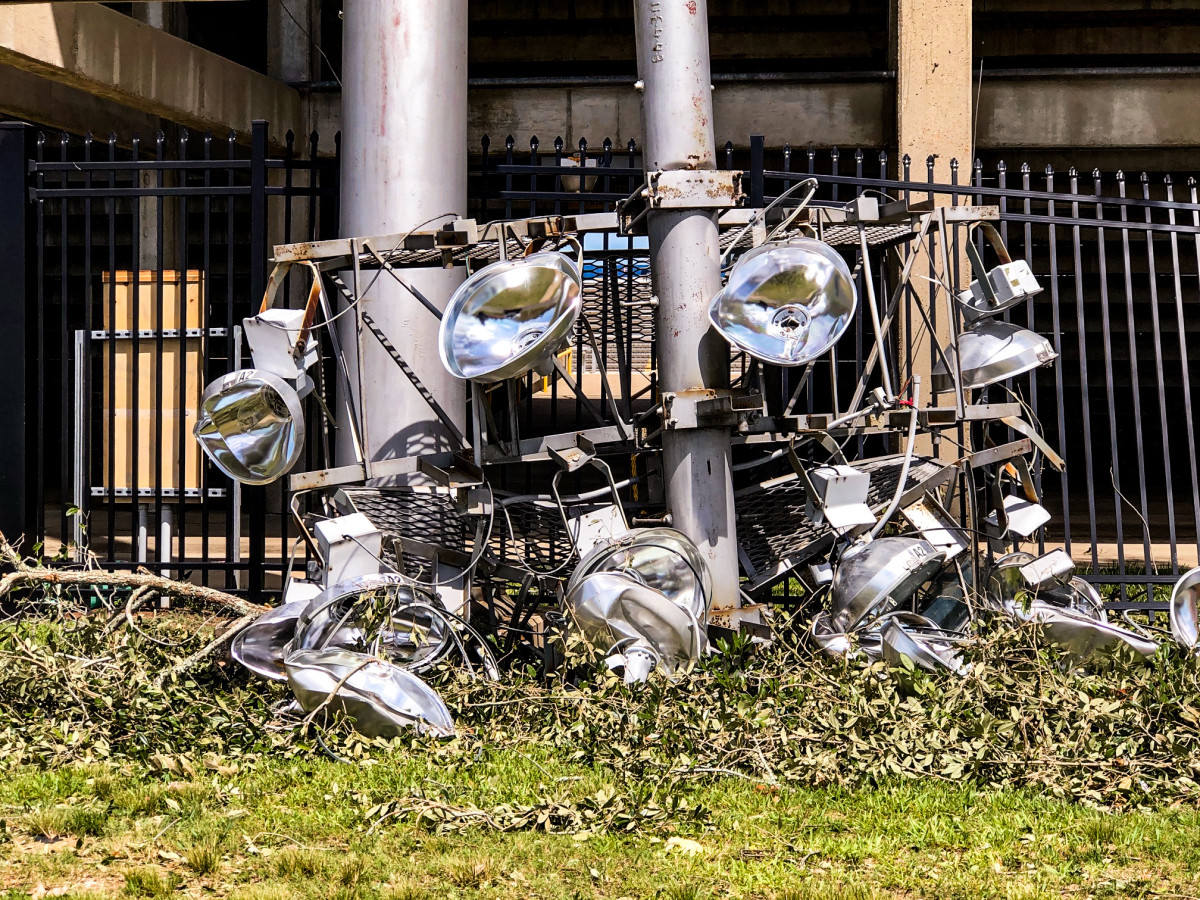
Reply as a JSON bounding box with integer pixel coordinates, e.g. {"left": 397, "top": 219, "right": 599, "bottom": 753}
{"left": 564, "top": 571, "right": 704, "bottom": 680}
{"left": 194, "top": 368, "right": 305, "bottom": 485}
{"left": 292, "top": 575, "right": 452, "bottom": 675}
{"left": 567, "top": 527, "right": 713, "bottom": 623}
{"left": 1028, "top": 603, "right": 1159, "bottom": 660}
{"left": 230, "top": 599, "right": 307, "bottom": 682}
{"left": 828, "top": 537, "right": 947, "bottom": 632}
{"left": 1170, "top": 567, "right": 1200, "bottom": 653}
{"left": 932, "top": 320, "right": 1057, "bottom": 393}
{"left": 284, "top": 648, "right": 455, "bottom": 738}
{"left": 708, "top": 239, "right": 857, "bottom": 366}
{"left": 439, "top": 251, "right": 582, "bottom": 383}
{"left": 879, "top": 618, "right": 965, "bottom": 674}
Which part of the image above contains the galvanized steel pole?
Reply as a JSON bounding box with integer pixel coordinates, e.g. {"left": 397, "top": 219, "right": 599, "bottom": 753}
{"left": 339, "top": 0, "right": 468, "bottom": 468}
{"left": 634, "top": 0, "right": 740, "bottom": 612}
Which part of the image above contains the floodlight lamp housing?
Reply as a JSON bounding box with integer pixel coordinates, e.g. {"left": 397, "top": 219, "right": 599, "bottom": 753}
{"left": 194, "top": 368, "right": 305, "bottom": 485}
{"left": 708, "top": 238, "right": 857, "bottom": 366}
{"left": 438, "top": 251, "right": 582, "bottom": 383}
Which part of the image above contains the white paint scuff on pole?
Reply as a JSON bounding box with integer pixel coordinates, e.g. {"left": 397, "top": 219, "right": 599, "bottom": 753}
{"left": 633, "top": 0, "right": 740, "bottom": 612}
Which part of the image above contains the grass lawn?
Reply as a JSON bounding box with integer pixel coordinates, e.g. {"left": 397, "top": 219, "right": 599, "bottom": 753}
{"left": 3, "top": 750, "right": 1200, "bottom": 900}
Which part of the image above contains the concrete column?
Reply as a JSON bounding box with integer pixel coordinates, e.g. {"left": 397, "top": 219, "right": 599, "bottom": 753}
{"left": 892, "top": 0, "right": 972, "bottom": 454}
{"left": 338, "top": 0, "right": 467, "bottom": 463}
{"left": 268, "top": 0, "right": 312, "bottom": 85}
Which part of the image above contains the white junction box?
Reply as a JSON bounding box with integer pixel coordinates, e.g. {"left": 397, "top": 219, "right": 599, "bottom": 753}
{"left": 314, "top": 513, "right": 383, "bottom": 588}
{"left": 805, "top": 464, "right": 874, "bottom": 533}
{"left": 243, "top": 307, "right": 319, "bottom": 381}
{"left": 958, "top": 260, "right": 1042, "bottom": 312}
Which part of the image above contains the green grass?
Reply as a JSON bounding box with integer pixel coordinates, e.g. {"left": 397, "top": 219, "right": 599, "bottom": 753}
{"left": 2, "top": 752, "right": 1199, "bottom": 899}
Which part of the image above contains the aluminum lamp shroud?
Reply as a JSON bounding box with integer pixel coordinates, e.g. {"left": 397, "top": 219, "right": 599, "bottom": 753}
{"left": 284, "top": 648, "right": 455, "bottom": 738}
{"left": 932, "top": 319, "right": 1058, "bottom": 393}
{"left": 828, "top": 536, "right": 947, "bottom": 632}
{"left": 230, "top": 599, "right": 307, "bottom": 682}
{"left": 194, "top": 368, "right": 305, "bottom": 485}
{"left": 1170, "top": 566, "right": 1200, "bottom": 652}
{"left": 291, "top": 574, "right": 452, "bottom": 674}
{"left": 564, "top": 571, "right": 704, "bottom": 674}
{"left": 708, "top": 238, "right": 858, "bottom": 366}
{"left": 879, "top": 618, "right": 965, "bottom": 674}
{"left": 438, "top": 251, "right": 582, "bottom": 383}
{"left": 567, "top": 527, "right": 713, "bottom": 624}
{"left": 1028, "top": 602, "right": 1159, "bottom": 660}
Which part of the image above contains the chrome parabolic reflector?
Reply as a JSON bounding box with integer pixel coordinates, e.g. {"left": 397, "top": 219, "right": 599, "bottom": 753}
{"left": 292, "top": 575, "right": 452, "bottom": 674}
{"left": 1170, "top": 566, "right": 1200, "bottom": 652}
{"left": 829, "top": 537, "right": 946, "bottom": 632}
{"left": 708, "top": 239, "right": 857, "bottom": 366}
{"left": 439, "top": 251, "right": 582, "bottom": 383}
{"left": 567, "top": 527, "right": 713, "bottom": 623}
{"left": 565, "top": 572, "right": 703, "bottom": 674}
{"left": 284, "top": 648, "right": 454, "bottom": 738}
{"left": 932, "top": 320, "right": 1057, "bottom": 393}
{"left": 230, "top": 599, "right": 307, "bottom": 682}
{"left": 194, "top": 368, "right": 305, "bottom": 485}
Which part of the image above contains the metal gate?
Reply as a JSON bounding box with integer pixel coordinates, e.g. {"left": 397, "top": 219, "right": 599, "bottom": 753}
{"left": 1, "top": 120, "right": 338, "bottom": 598}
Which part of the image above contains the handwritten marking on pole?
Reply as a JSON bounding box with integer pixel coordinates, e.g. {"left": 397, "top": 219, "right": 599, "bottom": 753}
{"left": 650, "top": 1, "right": 664, "bottom": 62}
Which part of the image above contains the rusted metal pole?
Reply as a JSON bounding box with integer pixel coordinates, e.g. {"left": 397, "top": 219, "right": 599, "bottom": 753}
{"left": 634, "top": 0, "right": 740, "bottom": 613}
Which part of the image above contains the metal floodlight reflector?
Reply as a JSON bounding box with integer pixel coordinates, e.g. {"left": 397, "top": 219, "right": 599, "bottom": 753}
{"left": 932, "top": 320, "right": 1057, "bottom": 393}
{"left": 438, "top": 251, "right": 582, "bottom": 383}
{"left": 284, "top": 648, "right": 454, "bottom": 738}
{"left": 828, "top": 537, "right": 946, "bottom": 632}
{"left": 567, "top": 527, "right": 713, "bottom": 623}
{"left": 292, "top": 575, "right": 452, "bottom": 675}
{"left": 194, "top": 368, "right": 305, "bottom": 485}
{"left": 564, "top": 571, "right": 704, "bottom": 677}
{"left": 708, "top": 238, "right": 857, "bottom": 366}
{"left": 230, "top": 599, "right": 307, "bottom": 682}
{"left": 1170, "top": 566, "right": 1200, "bottom": 653}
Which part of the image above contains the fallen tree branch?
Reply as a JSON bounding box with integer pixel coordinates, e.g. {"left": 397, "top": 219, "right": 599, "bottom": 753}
{"left": 0, "top": 532, "right": 268, "bottom": 620}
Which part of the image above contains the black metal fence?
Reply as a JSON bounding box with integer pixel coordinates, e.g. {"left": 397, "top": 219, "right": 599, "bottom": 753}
{"left": 0, "top": 119, "right": 339, "bottom": 598}
{"left": 3, "top": 118, "right": 1196, "bottom": 608}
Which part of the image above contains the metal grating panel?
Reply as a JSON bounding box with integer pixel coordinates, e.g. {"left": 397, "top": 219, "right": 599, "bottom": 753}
{"left": 340, "top": 487, "right": 474, "bottom": 578}
{"left": 736, "top": 454, "right": 946, "bottom": 592}
{"left": 491, "top": 500, "right": 576, "bottom": 575}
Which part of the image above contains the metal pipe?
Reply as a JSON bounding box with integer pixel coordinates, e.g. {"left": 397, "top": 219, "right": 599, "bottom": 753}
{"left": 634, "top": 0, "right": 739, "bottom": 612}
{"left": 339, "top": 0, "right": 468, "bottom": 614}
{"left": 338, "top": 0, "right": 467, "bottom": 470}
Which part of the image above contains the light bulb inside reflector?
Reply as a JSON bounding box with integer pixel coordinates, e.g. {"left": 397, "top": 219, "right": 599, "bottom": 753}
{"left": 708, "top": 239, "right": 857, "bottom": 366}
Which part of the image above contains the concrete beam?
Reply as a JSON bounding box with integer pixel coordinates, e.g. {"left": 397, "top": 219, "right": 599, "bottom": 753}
{"left": 467, "top": 80, "right": 890, "bottom": 152}
{"left": 0, "top": 3, "right": 303, "bottom": 145}
{"left": 0, "top": 61, "right": 160, "bottom": 140}
{"left": 978, "top": 73, "right": 1200, "bottom": 149}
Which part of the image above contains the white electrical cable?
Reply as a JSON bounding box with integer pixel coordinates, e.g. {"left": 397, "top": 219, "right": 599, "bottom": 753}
{"left": 868, "top": 375, "right": 921, "bottom": 542}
